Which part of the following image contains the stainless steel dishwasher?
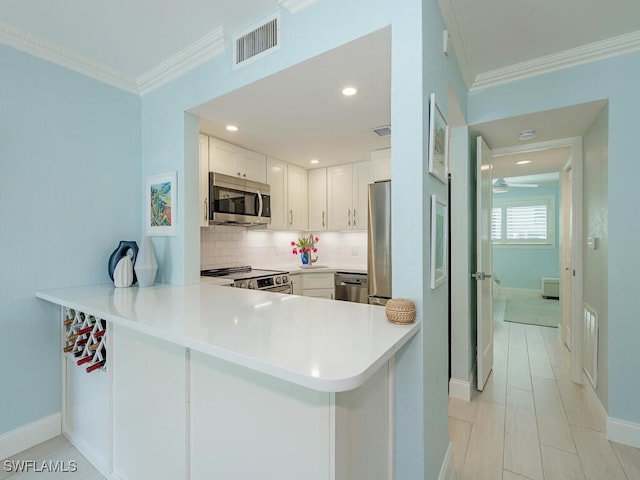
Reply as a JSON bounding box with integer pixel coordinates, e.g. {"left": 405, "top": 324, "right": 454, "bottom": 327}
{"left": 334, "top": 272, "right": 368, "bottom": 303}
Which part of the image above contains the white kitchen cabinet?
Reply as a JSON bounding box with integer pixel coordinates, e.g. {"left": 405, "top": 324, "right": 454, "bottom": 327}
{"left": 209, "top": 137, "right": 267, "bottom": 183}
{"left": 289, "top": 272, "right": 302, "bottom": 295}
{"left": 266, "top": 157, "right": 288, "bottom": 230}
{"left": 199, "top": 134, "right": 210, "bottom": 227}
{"left": 371, "top": 148, "right": 391, "bottom": 181}
{"left": 308, "top": 168, "right": 327, "bottom": 231}
{"left": 287, "top": 164, "right": 308, "bottom": 231}
{"left": 302, "top": 272, "right": 334, "bottom": 299}
{"left": 327, "top": 161, "right": 372, "bottom": 231}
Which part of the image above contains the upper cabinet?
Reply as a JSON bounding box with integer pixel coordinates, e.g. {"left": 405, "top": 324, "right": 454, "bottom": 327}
{"left": 371, "top": 148, "right": 391, "bottom": 182}
{"left": 308, "top": 168, "right": 327, "bottom": 231}
{"left": 209, "top": 137, "right": 267, "bottom": 183}
{"left": 287, "top": 164, "right": 308, "bottom": 231}
{"left": 327, "top": 161, "right": 372, "bottom": 231}
{"left": 198, "top": 134, "right": 210, "bottom": 227}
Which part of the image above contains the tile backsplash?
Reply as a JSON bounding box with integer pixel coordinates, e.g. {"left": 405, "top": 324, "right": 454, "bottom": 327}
{"left": 200, "top": 226, "right": 367, "bottom": 270}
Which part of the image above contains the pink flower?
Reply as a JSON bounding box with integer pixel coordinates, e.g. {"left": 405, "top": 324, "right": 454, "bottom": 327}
{"left": 305, "top": 247, "right": 310, "bottom": 252}
{"left": 292, "top": 248, "right": 298, "bottom": 255}
{"left": 312, "top": 247, "right": 317, "bottom": 253}
{"left": 298, "top": 248, "right": 303, "bottom": 253}
{"left": 290, "top": 241, "right": 295, "bottom": 246}
{"left": 315, "top": 237, "right": 319, "bottom": 242}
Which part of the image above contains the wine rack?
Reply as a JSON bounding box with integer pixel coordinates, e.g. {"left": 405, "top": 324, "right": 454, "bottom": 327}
{"left": 62, "top": 307, "right": 107, "bottom": 373}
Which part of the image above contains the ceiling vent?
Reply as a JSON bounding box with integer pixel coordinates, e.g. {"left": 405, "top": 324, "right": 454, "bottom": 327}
{"left": 234, "top": 14, "right": 280, "bottom": 68}
{"left": 371, "top": 125, "right": 391, "bottom": 138}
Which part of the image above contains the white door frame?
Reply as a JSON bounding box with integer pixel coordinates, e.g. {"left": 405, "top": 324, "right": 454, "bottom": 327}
{"left": 492, "top": 136, "right": 583, "bottom": 384}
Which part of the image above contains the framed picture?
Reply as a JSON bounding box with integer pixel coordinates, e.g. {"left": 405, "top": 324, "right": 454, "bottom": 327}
{"left": 428, "top": 93, "right": 449, "bottom": 183}
{"left": 430, "top": 194, "right": 448, "bottom": 289}
{"left": 145, "top": 171, "right": 177, "bottom": 236}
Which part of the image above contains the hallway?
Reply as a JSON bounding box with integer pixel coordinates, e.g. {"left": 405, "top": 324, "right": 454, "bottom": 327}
{"left": 449, "top": 298, "right": 640, "bottom": 479}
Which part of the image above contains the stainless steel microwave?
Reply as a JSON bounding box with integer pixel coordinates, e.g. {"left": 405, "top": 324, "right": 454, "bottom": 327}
{"left": 209, "top": 172, "right": 271, "bottom": 226}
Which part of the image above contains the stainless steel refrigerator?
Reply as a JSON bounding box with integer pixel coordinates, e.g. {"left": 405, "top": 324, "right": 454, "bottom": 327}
{"left": 368, "top": 181, "right": 391, "bottom": 306}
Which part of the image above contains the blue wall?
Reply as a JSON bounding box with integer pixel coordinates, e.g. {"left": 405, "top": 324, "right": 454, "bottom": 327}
{"left": 492, "top": 182, "right": 561, "bottom": 290}
{"left": 468, "top": 52, "right": 640, "bottom": 425}
{"left": 0, "top": 45, "right": 141, "bottom": 435}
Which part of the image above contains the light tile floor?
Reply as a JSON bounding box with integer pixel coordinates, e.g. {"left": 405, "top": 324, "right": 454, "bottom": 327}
{"left": 449, "top": 295, "right": 640, "bottom": 480}
{"left": 0, "top": 437, "right": 104, "bottom": 479}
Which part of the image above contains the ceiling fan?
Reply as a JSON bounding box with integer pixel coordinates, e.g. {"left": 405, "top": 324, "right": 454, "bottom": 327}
{"left": 492, "top": 177, "right": 538, "bottom": 193}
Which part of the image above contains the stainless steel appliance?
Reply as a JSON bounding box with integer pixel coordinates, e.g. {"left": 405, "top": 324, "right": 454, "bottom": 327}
{"left": 367, "top": 181, "right": 392, "bottom": 306}
{"left": 209, "top": 172, "right": 271, "bottom": 226}
{"left": 334, "top": 272, "right": 368, "bottom": 304}
{"left": 201, "top": 266, "right": 291, "bottom": 294}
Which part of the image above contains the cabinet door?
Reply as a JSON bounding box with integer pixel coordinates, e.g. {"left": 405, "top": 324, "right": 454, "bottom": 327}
{"left": 352, "top": 161, "right": 372, "bottom": 231}
{"left": 267, "top": 157, "right": 288, "bottom": 230}
{"left": 308, "top": 168, "right": 327, "bottom": 231}
{"left": 289, "top": 273, "right": 302, "bottom": 296}
{"left": 240, "top": 148, "right": 267, "bottom": 183}
{"left": 371, "top": 148, "right": 391, "bottom": 182}
{"left": 209, "top": 138, "right": 238, "bottom": 177}
{"left": 302, "top": 288, "right": 335, "bottom": 300}
{"left": 327, "top": 164, "right": 353, "bottom": 230}
{"left": 287, "top": 164, "right": 308, "bottom": 230}
{"left": 199, "top": 134, "right": 210, "bottom": 227}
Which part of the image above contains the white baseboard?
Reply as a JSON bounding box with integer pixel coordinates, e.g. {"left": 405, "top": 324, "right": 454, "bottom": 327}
{"left": 438, "top": 442, "right": 454, "bottom": 480}
{"left": 607, "top": 417, "right": 640, "bottom": 449}
{"left": 449, "top": 378, "right": 472, "bottom": 401}
{"left": 0, "top": 413, "right": 62, "bottom": 460}
{"left": 63, "top": 428, "right": 110, "bottom": 478}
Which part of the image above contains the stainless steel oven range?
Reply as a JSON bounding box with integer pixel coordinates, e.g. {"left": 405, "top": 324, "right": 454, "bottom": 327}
{"left": 201, "top": 266, "right": 291, "bottom": 294}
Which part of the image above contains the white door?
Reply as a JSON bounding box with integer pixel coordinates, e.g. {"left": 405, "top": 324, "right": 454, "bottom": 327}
{"left": 561, "top": 166, "right": 573, "bottom": 349}
{"left": 476, "top": 136, "right": 494, "bottom": 391}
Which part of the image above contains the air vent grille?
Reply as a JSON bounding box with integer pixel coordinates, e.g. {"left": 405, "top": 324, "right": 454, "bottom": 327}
{"left": 371, "top": 125, "right": 392, "bottom": 138}
{"left": 235, "top": 16, "right": 280, "bottom": 67}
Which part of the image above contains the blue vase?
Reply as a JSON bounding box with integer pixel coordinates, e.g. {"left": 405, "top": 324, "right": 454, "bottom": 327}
{"left": 108, "top": 241, "right": 139, "bottom": 283}
{"left": 300, "top": 251, "right": 310, "bottom": 265}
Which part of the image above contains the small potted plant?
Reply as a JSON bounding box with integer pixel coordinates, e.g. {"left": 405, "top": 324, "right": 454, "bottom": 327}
{"left": 291, "top": 235, "right": 319, "bottom": 265}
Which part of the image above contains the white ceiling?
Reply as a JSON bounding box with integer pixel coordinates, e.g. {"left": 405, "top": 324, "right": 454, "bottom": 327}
{"left": 192, "top": 28, "right": 391, "bottom": 167}
{"left": 439, "top": 0, "right": 640, "bottom": 87}
{"left": 1, "top": 1, "right": 635, "bottom": 170}
{"left": 0, "top": 0, "right": 278, "bottom": 78}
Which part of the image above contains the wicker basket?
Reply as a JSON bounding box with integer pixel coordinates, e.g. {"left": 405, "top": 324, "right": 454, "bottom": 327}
{"left": 384, "top": 298, "right": 416, "bottom": 325}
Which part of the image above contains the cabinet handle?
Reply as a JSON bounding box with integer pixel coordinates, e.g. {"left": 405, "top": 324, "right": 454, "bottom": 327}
{"left": 322, "top": 211, "right": 325, "bottom": 227}
{"left": 237, "top": 172, "right": 242, "bottom": 177}
{"left": 289, "top": 209, "right": 293, "bottom": 226}
{"left": 243, "top": 173, "right": 247, "bottom": 178}
{"left": 353, "top": 208, "right": 357, "bottom": 227}
{"left": 348, "top": 209, "right": 351, "bottom": 227}
{"left": 204, "top": 198, "right": 208, "bottom": 222}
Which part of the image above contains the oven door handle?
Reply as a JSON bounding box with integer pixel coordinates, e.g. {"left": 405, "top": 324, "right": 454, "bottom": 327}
{"left": 256, "top": 190, "right": 263, "bottom": 219}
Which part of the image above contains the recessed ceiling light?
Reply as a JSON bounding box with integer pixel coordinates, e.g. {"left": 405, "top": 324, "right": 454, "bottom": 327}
{"left": 226, "top": 125, "right": 239, "bottom": 132}
{"left": 518, "top": 129, "right": 535, "bottom": 141}
{"left": 310, "top": 159, "right": 319, "bottom": 164}
{"left": 516, "top": 159, "right": 532, "bottom": 165}
{"left": 342, "top": 86, "right": 358, "bottom": 96}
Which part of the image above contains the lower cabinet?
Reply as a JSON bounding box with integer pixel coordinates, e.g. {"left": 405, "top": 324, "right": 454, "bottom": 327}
{"left": 61, "top": 307, "right": 393, "bottom": 480}
{"left": 289, "top": 272, "right": 302, "bottom": 295}
{"left": 301, "top": 272, "right": 335, "bottom": 299}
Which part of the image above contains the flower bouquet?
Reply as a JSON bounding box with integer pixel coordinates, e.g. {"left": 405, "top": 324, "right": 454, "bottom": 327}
{"left": 291, "top": 235, "right": 319, "bottom": 265}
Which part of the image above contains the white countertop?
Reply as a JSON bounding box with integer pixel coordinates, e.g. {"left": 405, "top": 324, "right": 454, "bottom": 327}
{"left": 253, "top": 264, "right": 367, "bottom": 275}
{"left": 36, "top": 283, "right": 419, "bottom": 392}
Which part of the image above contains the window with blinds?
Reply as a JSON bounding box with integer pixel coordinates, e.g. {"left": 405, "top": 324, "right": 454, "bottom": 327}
{"left": 492, "top": 196, "right": 555, "bottom": 246}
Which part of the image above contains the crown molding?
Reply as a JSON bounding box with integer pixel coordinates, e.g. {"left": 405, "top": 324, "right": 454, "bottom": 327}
{"left": 0, "top": 21, "right": 226, "bottom": 96}
{"left": 137, "top": 26, "right": 225, "bottom": 95}
{"left": 471, "top": 29, "right": 640, "bottom": 91}
{"left": 0, "top": 21, "right": 138, "bottom": 93}
{"left": 438, "top": 0, "right": 474, "bottom": 88}
{"left": 278, "top": 0, "right": 318, "bottom": 14}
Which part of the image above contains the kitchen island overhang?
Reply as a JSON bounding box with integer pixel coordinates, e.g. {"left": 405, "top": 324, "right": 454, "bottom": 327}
{"left": 36, "top": 283, "right": 420, "bottom": 480}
